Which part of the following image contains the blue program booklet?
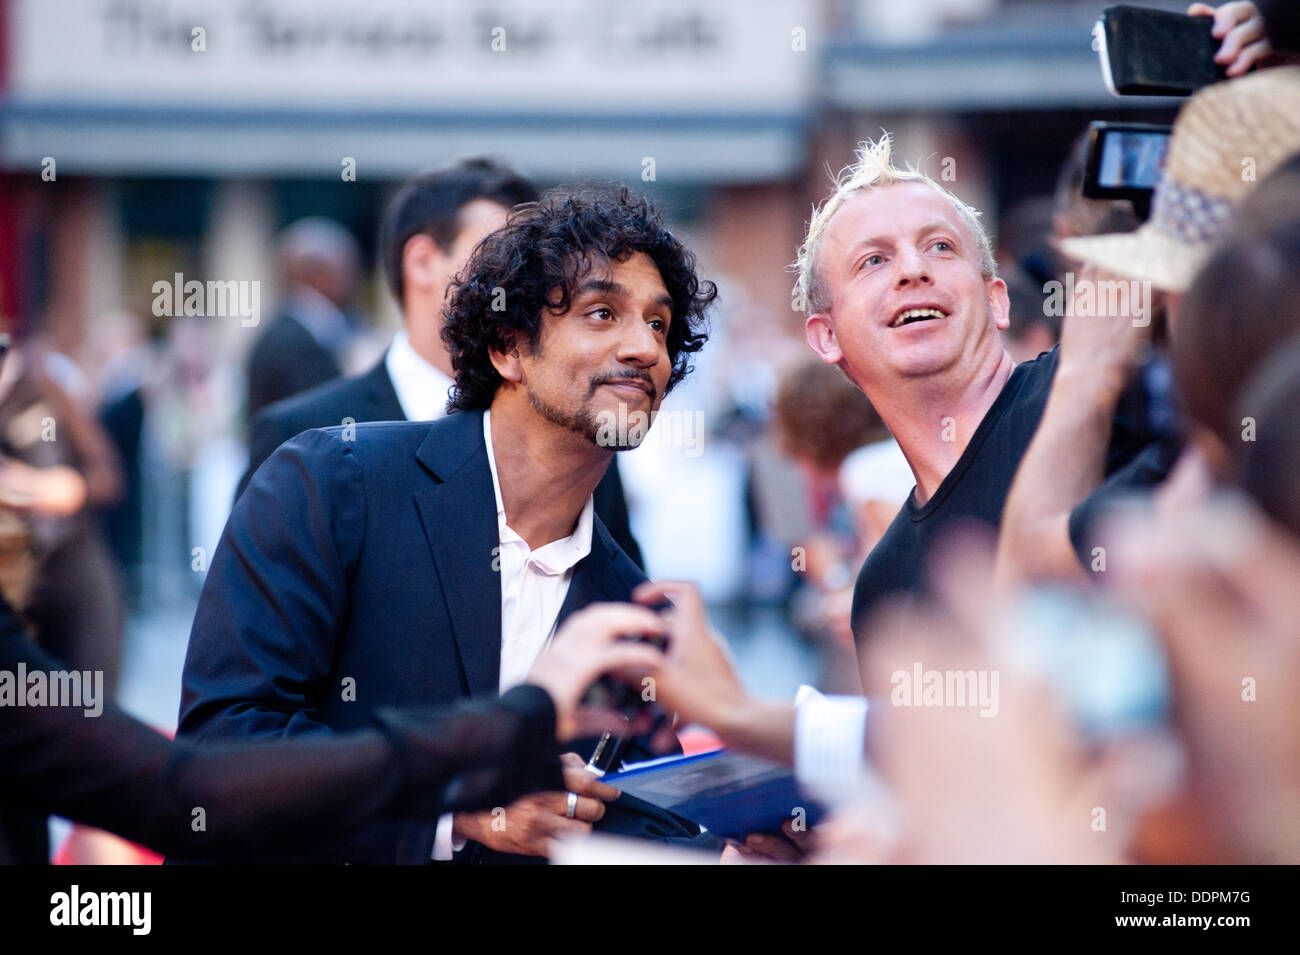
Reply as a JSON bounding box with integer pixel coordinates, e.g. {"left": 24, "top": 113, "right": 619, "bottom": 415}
{"left": 603, "top": 749, "right": 825, "bottom": 840}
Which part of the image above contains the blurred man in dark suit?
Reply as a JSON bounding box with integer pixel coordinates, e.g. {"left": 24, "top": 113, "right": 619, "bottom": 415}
{"left": 238, "top": 159, "right": 643, "bottom": 566}
{"left": 245, "top": 217, "right": 362, "bottom": 421}
{"left": 179, "top": 186, "right": 715, "bottom": 863}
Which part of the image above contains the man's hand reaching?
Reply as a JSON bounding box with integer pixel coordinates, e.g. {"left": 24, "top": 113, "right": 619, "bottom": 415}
{"left": 452, "top": 753, "right": 622, "bottom": 857}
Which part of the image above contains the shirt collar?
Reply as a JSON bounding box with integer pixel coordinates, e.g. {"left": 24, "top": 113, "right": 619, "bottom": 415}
{"left": 385, "top": 328, "right": 455, "bottom": 422}
{"left": 483, "top": 408, "right": 594, "bottom": 575}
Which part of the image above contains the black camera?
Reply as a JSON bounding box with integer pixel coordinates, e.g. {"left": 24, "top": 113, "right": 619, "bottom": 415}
{"left": 580, "top": 631, "right": 669, "bottom": 720}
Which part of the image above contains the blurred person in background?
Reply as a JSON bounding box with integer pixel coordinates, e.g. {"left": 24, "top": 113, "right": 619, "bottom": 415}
{"left": 238, "top": 161, "right": 535, "bottom": 496}
{"left": 997, "top": 132, "right": 1143, "bottom": 364}
{"left": 1230, "top": 149, "right": 1300, "bottom": 228}
{"left": 1099, "top": 174, "right": 1300, "bottom": 864}
{"left": 998, "top": 68, "right": 1300, "bottom": 588}
{"left": 1233, "top": 336, "right": 1300, "bottom": 540}
{"left": 236, "top": 158, "right": 643, "bottom": 567}
{"left": 995, "top": 196, "right": 1055, "bottom": 290}
{"left": 0, "top": 329, "right": 125, "bottom": 696}
{"left": 1170, "top": 192, "right": 1300, "bottom": 479}
{"left": 82, "top": 308, "right": 156, "bottom": 606}
{"left": 1050, "top": 130, "right": 1140, "bottom": 266}
{"left": 998, "top": 268, "right": 1059, "bottom": 364}
{"left": 1107, "top": 488, "right": 1300, "bottom": 864}
{"left": 771, "top": 356, "right": 910, "bottom": 651}
{"left": 993, "top": 130, "right": 1146, "bottom": 363}
{"left": 244, "top": 216, "right": 363, "bottom": 422}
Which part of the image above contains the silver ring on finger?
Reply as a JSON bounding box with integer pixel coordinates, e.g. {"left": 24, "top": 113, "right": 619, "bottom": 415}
{"left": 566, "top": 791, "right": 579, "bottom": 819}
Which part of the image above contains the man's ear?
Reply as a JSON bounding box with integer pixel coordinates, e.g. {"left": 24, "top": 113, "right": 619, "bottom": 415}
{"left": 805, "top": 312, "right": 844, "bottom": 365}
{"left": 987, "top": 276, "right": 1010, "bottom": 332}
{"left": 402, "top": 234, "right": 443, "bottom": 294}
{"left": 488, "top": 332, "right": 525, "bottom": 385}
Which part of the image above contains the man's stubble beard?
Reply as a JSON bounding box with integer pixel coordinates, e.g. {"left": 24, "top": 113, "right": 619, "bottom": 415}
{"left": 526, "top": 387, "right": 613, "bottom": 448}
{"left": 526, "top": 386, "right": 649, "bottom": 451}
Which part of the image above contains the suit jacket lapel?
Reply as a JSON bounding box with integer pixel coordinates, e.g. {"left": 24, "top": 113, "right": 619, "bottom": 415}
{"left": 555, "top": 518, "right": 642, "bottom": 628}
{"left": 367, "top": 357, "right": 406, "bottom": 422}
{"left": 412, "top": 410, "right": 502, "bottom": 699}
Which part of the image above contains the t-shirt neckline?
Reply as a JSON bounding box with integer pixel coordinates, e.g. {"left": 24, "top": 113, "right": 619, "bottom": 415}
{"left": 905, "top": 360, "right": 1037, "bottom": 522}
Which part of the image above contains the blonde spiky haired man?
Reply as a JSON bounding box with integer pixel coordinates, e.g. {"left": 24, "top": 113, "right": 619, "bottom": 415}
{"left": 794, "top": 134, "right": 997, "bottom": 316}
{"left": 800, "top": 132, "right": 1154, "bottom": 647}
{"left": 798, "top": 132, "right": 1010, "bottom": 414}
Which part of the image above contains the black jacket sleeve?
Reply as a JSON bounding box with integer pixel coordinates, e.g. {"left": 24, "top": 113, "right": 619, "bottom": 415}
{"left": 179, "top": 429, "right": 364, "bottom": 744}
{"left": 1, "top": 601, "right": 563, "bottom": 861}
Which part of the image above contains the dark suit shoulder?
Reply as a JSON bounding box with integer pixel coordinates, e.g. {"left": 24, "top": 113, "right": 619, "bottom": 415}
{"left": 310, "top": 419, "right": 437, "bottom": 459}
{"left": 239, "top": 360, "right": 402, "bottom": 502}
{"left": 257, "top": 360, "right": 400, "bottom": 439}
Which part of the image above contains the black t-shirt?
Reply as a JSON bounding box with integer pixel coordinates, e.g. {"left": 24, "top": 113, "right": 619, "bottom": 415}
{"left": 849, "top": 345, "right": 1172, "bottom": 647}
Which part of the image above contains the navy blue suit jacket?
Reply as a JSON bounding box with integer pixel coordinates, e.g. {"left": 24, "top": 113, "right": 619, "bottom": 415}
{"left": 178, "top": 409, "right": 704, "bottom": 863}
{"left": 235, "top": 355, "right": 645, "bottom": 569}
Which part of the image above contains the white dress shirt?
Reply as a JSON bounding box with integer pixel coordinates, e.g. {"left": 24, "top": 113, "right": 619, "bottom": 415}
{"left": 433, "top": 409, "right": 595, "bottom": 859}
{"left": 385, "top": 328, "right": 455, "bottom": 422}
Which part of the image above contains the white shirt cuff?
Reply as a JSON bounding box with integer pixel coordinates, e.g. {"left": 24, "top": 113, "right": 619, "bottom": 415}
{"left": 431, "top": 813, "right": 468, "bottom": 861}
{"left": 794, "top": 685, "right": 869, "bottom": 809}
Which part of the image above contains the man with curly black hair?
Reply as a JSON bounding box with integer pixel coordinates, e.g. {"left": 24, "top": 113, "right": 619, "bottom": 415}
{"left": 238, "top": 161, "right": 648, "bottom": 568}
{"left": 177, "top": 184, "right": 719, "bottom": 864}
{"left": 441, "top": 185, "right": 710, "bottom": 425}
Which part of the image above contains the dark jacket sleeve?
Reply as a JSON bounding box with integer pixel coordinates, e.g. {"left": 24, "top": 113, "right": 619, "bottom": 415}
{"left": 2, "top": 599, "right": 563, "bottom": 860}
{"left": 179, "top": 426, "right": 451, "bottom": 862}
{"left": 180, "top": 428, "right": 363, "bottom": 744}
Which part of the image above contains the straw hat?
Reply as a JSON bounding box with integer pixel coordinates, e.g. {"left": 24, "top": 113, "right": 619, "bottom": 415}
{"left": 1060, "top": 66, "right": 1300, "bottom": 292}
